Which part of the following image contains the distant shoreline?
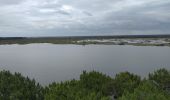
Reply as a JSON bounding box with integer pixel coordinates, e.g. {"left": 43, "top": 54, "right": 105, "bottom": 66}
{"left": 0, "top": 35, "right": 170, "bottom": 46}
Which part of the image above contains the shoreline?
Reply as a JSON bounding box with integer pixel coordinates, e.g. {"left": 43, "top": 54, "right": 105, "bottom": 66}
{"left": 0, "top": 37, "right": 170, "bottom": 47}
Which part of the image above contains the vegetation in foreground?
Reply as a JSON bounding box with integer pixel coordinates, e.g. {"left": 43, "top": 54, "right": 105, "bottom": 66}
{"left": 0, "top": 68, "right": 169, "bottom": 100}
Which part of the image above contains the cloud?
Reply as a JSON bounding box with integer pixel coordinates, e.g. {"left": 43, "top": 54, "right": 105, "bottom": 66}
{"left": 0, "top": 0, "right": 24, "bottom": 6}
{"left": 0, "top": 0, "right": 170, "bottom": 36}
{"left": 83, "top": 11, "right": 93, "bottom": 16}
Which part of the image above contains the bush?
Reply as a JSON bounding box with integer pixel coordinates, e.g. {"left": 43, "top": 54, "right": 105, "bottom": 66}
{"left": 119, "top": 81, "right": 170, "bottom": 100}
{"left": 0, "top": 70, "right": 44, "bottom": 100}
{"left": 113, "top": 72, "right": 141, "bottom": 97}
{"left": 149, "top": 68, "right": 170, "bottom": 88}
{"left": 80, "top": 71, "right": 114, "bottom": 95}
{"left": 0, "top": 68, "right": 169, "bottom": 100}
{"left": 44, "top": 71, "right": 113, "bottom": 100}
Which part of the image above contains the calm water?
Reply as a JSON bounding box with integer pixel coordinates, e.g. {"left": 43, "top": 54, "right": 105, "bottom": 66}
{"left": 0, "top": 44, "right": 170, "bottom": 85}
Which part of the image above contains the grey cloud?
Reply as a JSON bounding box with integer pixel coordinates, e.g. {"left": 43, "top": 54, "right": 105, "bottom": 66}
{"left": 94, "top": 1, "right": 170, "bottom": 33}
{"left": 0, "top": 0, "right": 24, "bottom": 5}
{"left": 56, "top": 10, "right": 70, "bottom": 15}
{"left": 0, "top": 0, "right": 170, "bottom": 36}
{"left": 83, "top": 11, "right": 93, "bottom": 16}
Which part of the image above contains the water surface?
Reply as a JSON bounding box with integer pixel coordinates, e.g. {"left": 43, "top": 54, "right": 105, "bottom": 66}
{"left": 0, "top": 44, "right": 170, "bottom": 85}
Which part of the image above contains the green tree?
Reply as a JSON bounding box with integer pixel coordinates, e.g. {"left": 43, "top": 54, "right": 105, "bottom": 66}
{"left": 44, "top": 71, "right": 113, "bottom": 100}
{"left": 113, "top": 72, "right": 141, "bottom": 97}
{"left": 0, "top": 70, "right": 44, "bottom": 100}
{"left": 80, "top": 71, "right": 114, "bottom": 95}
{"left": 119, "top": 81, "right": 170, "bottom": 100}
{"left": 149, "top": 68, "right": 170, "bottom": 88}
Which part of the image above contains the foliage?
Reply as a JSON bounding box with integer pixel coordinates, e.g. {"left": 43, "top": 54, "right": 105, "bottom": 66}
{"left": 113, "top": 72, "right": 141, "bottom": 97}
{"left": 44, "top": 71, "right": 113, "bottom": 100}
{"left": 0, "top": 70, "right": 44, "bottom": 100}
{"left": 149, "top": 68, "right": 170, "bottom": 88}
{"left": 79, "top": 71, "right": 114, "bottom": 95}
{"left": 119, "top": 80, "right": 170, "bottom": 100}
{"left": 0, "top": 68, "right": 169, "bottom": 100}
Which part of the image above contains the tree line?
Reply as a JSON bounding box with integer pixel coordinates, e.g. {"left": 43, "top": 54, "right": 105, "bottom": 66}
{"left": 0, "top": 68, "right": 169, "bottom": 100}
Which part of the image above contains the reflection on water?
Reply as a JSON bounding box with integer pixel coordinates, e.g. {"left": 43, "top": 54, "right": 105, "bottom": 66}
{"left": 0, "top": 44, "right": 170, "bottom": 85}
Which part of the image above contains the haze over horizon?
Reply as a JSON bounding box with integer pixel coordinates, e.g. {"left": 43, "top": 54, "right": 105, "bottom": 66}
{"left": 0, "top": 0, "right": 170, "bottom": 37}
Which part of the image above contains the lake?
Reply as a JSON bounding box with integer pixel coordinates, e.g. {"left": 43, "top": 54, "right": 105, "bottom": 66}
{"left": 0, "top": 44, "right": 170, "bottom": 86}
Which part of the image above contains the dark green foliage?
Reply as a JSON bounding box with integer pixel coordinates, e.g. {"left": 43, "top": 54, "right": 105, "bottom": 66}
{"left": 0, "top": 70, "right": 44, "bottom": 100}
{"left": 44, "top": 71, "right": 112, "bottom": 100}
{"left": 119, "top": 81, "right": 170, "bottom": 100}
{"left": 113, "top": 72, "right": 141, "bottom": 97}
{"left": 80, "top": 71, "right": 114, "bottom": 95}
{"left": 0, "top": 68, "right": 169, "bottom": 100}
{"left": 149, "top": 68, "right": 170, "bottom": 88}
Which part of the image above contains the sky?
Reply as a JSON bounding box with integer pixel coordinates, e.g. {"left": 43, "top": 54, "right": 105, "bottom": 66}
{"left": 0, "top": 0, "right": 170, "bottom": 37}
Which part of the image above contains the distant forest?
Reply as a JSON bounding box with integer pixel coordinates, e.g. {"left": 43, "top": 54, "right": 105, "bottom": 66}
{"left": 0, "top": 68, "right": 169, "bottom": 100}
